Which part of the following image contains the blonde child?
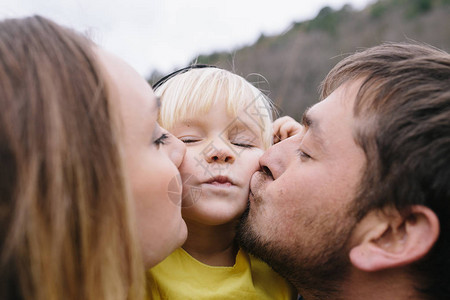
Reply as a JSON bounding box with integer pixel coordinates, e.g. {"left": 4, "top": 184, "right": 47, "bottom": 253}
{"left": 147, "top": 66, "right": 297, "bottom": 299}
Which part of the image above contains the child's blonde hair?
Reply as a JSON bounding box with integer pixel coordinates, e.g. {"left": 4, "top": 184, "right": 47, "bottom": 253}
{"left": 155, "top": 67, "right": 274, "bottom": 149}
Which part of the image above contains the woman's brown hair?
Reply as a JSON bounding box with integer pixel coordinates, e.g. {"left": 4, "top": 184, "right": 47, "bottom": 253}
{"left": 0, "top": 16, "right": 144, "bottom": 299}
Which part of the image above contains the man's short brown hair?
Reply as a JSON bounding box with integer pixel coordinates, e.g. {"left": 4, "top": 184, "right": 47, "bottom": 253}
{"left": 321, "top": 42, "right": 450, "bottom": 299}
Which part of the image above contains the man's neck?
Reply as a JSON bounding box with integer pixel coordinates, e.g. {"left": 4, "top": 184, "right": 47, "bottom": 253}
{"left": 297, "top": 267, "right": 422, "bottom": 300}
{"left": 182, "top": 219, "right": 238, "bottom": 267}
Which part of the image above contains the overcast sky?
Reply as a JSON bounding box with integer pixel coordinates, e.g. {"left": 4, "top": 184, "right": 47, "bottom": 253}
{"left": 2, "top": 0, "right": 372, "bottom": 77}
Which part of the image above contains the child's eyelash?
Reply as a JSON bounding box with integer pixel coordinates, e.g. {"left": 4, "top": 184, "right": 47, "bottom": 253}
{"left": 154, "top": 133, "right": 169, "bottom": 146}
{"left": 232, "top": 142, "right": 254, "bottom": 148}
{"left": 179, "top": 137, "right": 201, "bottom": 144}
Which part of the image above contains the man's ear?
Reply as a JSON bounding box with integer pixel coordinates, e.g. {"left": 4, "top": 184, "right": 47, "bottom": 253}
{"left": 349, "top": 205, "right": 440, "bottom": 272}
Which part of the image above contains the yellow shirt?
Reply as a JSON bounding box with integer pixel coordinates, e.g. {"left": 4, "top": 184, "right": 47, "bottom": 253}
{"left": 147, "top": 248, "right": 296, "bottom": 299}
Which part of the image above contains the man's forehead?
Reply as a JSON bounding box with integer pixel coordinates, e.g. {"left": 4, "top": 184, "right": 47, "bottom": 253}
{"left": 315, "top": 82, "right": 359, "bottom": 119}
{"left": 303, "top": 82, "right": 360, "bottom": 148}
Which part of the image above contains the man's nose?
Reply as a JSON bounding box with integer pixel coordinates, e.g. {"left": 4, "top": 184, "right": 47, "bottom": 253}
{"left": 259, "top": 135, "right": 298, "bottom": 180}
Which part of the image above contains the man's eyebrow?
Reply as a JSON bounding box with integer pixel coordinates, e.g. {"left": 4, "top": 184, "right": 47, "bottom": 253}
{"left": 301, "top": 107, "right": 313, "bottom": 128}
{"left": 301, "top": 107, "right": 325, "bottom": 146}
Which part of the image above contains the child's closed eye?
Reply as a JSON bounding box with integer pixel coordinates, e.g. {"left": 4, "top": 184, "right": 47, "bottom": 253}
{"left": 231, "top": 140, "right": 255, "bottom": 148}
{"left": 179, "top": 137, "right": 201, "bottom": 144}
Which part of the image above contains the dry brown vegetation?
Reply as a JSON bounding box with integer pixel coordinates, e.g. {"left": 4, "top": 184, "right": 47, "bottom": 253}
{"left": 149, "top": 0, "right": 450, "bottom": 120}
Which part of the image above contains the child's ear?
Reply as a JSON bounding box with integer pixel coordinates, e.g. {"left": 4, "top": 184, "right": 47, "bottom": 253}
{"left": 349, "top": 205, "right": 439, "bottom": 272}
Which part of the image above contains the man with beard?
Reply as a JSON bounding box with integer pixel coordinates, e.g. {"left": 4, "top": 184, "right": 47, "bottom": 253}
{"left": 237, "top": 42, "right": 450, "bottom": 300}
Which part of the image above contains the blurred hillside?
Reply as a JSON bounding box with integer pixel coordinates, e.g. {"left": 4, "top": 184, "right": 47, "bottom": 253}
{"left": 149, "top": 0, "right": 450, "bottom": 120}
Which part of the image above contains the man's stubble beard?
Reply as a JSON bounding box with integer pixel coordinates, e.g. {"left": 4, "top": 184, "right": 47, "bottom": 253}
{"left": 237, "top": 194, "right": 358, "bottom": 300}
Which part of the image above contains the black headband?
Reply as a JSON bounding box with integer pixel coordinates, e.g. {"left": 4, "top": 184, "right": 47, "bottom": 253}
{"left": 152, "top": 64, "right": 218, "bottom": 90}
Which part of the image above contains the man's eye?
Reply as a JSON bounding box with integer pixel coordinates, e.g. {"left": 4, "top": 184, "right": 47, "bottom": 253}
{"left": 297, "top": 149, "right": 311, "bottom": 160}
{"left": 154, "top": 133, "right": 169, "bottom": 146}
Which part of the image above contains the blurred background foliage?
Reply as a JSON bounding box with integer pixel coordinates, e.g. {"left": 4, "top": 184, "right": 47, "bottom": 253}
{"left": 149, "top": 0, "right": 450, "bottom": 120}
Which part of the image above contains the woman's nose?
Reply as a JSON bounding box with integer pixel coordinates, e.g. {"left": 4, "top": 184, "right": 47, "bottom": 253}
{"left": 166, "top": 133, "right": 186, "bottom": 168}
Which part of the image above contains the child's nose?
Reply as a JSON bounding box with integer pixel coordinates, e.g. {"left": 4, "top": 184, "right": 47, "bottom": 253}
{"left": 205, "top": 143, "right": 235, "bottom": 164}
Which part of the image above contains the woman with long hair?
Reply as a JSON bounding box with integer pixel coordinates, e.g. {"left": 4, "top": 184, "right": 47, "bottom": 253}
{"left": 0, "top": 15, "right": 186, "bottom": 300}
